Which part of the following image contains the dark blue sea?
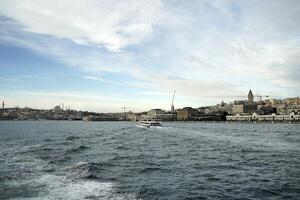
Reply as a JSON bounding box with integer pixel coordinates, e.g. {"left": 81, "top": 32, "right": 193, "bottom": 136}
{"left": 0, "top": 121, "right": 299, "bottom": 200}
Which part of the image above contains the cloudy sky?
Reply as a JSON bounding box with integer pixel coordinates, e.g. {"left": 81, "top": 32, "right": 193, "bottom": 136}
{"left": 0, "top": 0, "right": 299, "bottom": 112}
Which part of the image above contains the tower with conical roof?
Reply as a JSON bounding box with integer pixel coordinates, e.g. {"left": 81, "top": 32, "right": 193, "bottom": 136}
{"left": 248, "top": 89, "right": 254, "bottom": 104}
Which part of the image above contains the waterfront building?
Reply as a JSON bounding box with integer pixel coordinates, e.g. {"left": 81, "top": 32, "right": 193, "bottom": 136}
{"left": 120, "top": 109, "right": 173, "bottom": 121}
{"left": 83, "top": 115, "right": 118, "bottom": 121}
{"left": 232, "top": 102, "right": 244, "bottom": 114}
{"left": 232, "top": 102, "right": 258, "bottom": 114}
{"left": 147, "top": 109, "right": 163, "bottom": 119}
{"left": 132, "top": 113, "right": 142, "bottom": 121}
{"left": 140, "top": 112, "right": 148, "bottom": 120}
{"left": 176, "top": 107, "right": 226, "bottom": 121}
{"left": 176, "top": 107, "right": 194, "bottom": 121}
{"left": 155, "top": 112, "right": 175, "bottom": 121}
{"left": 232, "top": 90, "right": 258, "bottom": 114}
{"left": 226, "top": 112, "right": 300, "bottom": 122}
{"left": 193, "top": 112, "right": 225, "bottom": 121}
{"left": 127, "top": 112, "right": 145, "bottom": 121}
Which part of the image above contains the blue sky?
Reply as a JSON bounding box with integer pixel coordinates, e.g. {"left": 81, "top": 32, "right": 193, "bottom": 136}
{"left": 0, "top": 0, "right": 299, "bottom": 112}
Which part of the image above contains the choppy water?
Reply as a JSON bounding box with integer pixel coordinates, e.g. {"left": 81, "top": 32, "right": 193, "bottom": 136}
{"left": 0, "top": 121, "right": 299, "bottom": 200}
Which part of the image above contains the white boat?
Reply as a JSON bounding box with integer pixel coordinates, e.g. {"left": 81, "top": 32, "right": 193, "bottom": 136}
{"left": 138, "top": 120, "right": 162, "bottom": 128}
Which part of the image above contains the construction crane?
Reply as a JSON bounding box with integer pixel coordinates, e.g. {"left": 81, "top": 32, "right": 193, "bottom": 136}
{"left": 171, "top": 90, "right": 175, "bottom": 113}
{"left": 121, "top": 107, "right": 134, "bottom": 120}
{"left": 256, "top": 94, "right": 269, "bottom": 102}
{"left": 121, "top": 107, "right": 134, "bottom": 113}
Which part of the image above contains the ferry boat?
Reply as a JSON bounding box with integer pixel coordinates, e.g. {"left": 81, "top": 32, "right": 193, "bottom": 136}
{"left": 138, "top": 120, "right": 162, "bottom": 128}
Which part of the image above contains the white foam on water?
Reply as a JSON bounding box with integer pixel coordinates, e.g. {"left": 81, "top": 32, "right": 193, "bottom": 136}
{"left": 135, "top": 124, "right": 167, "bottom": 130}
{"left": 4, "top": 154, "right": 47, "bottom": 174}
{"left": 75, "top": 161, "right": 89, "bottom": 166}
{"left": 13, "top": 174, "right": 138, "bottom": 200}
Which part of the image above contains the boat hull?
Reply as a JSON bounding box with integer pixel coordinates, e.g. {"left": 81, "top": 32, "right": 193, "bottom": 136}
{"left": 138, "top": 120, "right": 162, "bottom": 128}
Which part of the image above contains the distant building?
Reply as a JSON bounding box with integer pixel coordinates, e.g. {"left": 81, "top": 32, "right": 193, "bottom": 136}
{"left": 232, "top": 90, "right": 258, "bottom": 114}
{"left": 287, "top": 105, "right": 300, "bottom": 114}
{"left": 227, "top": 112, "right": 300, "bottom": 122}
{"left": 176, "top": 107, "right": 226, "bottom": 121}
{"left": 283, "top": 97, "right": 300, "bottom": 105}
{"left": 2, "top": 101, "right": 4, "bottom": 110}
{"left": 232, "top": 104, "right": 244, "bottom": 114}
{"left": 243, "top": 102, "right": 258, "bottom": 114}
{"left": 147, "top": 109, "right": 163, "bottom": 119}
{"left": 156, "top": 112, "right": 175, "bottom": 121}
{"left": 248, "top": 89, "right": 254, "bottom": 104}
{"left": 53, "top": 105, "right": 63, "bottom": 112}
{"left": 245, "top": 89, "right": 258, "bottom": 114}
{"left": 138, "top": 112, "right": 146, "bottom": 120}
{"left": 176, "top": 107, "right": 194, "bottom": 121}
{"left": 233, "top": 100, "right": 244, "bottom": 114}
{"left": 127, "top": 112, "right": 144, "bottom": 121}
{"left": 145, "top": 109, "right": 175, "bottom": 121}
{"left": 217, "top": 101, "right": 233, "bottom": 114}
{"left": 258, "top": 106, "right": 277, "bottom": 115}
{"left": 197, "top": 107, "right": 206, "bottom": 114}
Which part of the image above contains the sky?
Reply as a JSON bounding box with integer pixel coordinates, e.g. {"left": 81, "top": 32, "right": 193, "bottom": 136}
{"left": 0, "top": 0, "right": 299, "bottom": 112}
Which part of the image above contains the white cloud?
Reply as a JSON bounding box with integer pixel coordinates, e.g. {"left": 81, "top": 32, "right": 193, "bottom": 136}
{"left": 156, "top": 0, "right": 300, "bottom": 93}
{"left": 82, "top": 76, "right": 121, "bottom": 85}
{"left": 0, "top": 0, "right": 163, "bottom": 51}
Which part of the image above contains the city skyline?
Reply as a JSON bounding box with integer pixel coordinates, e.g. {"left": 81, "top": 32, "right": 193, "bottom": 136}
{"left": 0, "top": 0, "right": 300, "bottom": 112}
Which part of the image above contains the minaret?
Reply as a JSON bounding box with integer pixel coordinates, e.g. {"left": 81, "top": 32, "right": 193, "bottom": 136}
{"left": 248, "top": 89, "right": 254, "bottom": 104}
{"left": 2, "top": 101, "right": 4, "bottom": 109}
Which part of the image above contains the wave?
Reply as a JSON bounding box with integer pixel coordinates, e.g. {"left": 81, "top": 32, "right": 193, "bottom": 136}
{"left": 66, "top": 145, "right": 90, "bottom": 153}
{"left": 11, "top": 174, "right": 137, "bottom": 200}
{"left": 66, "top": 136, "right": 80, "bottom": 140}
{"left": 3, "top": 158, "right": 138, "bottom": 200}
{"left": 64, "top": 161, "right": 108, "bottom": 179}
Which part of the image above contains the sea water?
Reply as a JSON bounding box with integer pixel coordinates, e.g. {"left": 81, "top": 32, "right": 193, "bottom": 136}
{"left": 0, "top": 121, "right": 299, "bottom": 199}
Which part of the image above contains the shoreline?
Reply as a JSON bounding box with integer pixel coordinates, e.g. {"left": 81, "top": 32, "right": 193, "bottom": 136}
{"left": 0, "top": 120, "right": 300, "bottom": 124}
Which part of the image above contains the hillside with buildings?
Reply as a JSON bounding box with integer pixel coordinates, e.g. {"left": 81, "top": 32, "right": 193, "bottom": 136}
{"left": 1, "top": 90, "right": 300, "bottom": 122}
